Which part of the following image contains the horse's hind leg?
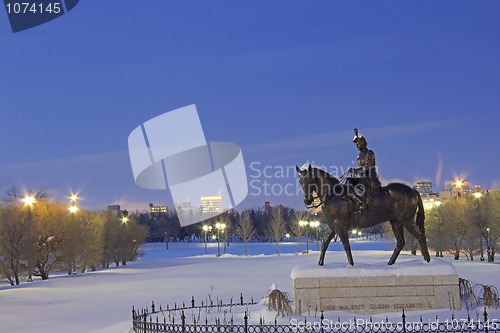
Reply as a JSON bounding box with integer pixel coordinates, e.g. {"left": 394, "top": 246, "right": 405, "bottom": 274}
{"left": 337, "top": 224, "right": 354, "bottom": 266}
{"left": 403, "top": 222, "right": 431, "bottom": 263}
{"left": 318, "top": 228, "right": 336, "bottom": 266}
{"left": 388, "top": 220, "right": 405, "bottom": 265}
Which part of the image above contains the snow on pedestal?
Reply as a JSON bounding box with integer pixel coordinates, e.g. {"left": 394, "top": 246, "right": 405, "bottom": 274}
{"left": 291, "top": 259, "right": 461, "bottom": 315}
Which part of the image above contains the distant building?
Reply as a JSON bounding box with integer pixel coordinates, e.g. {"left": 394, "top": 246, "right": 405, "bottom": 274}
{"left": 175, "top": 202, "right": 198, "bottom": 214}
{"left": 471, "top": 186, "right": 488, "bottom": 198}
{"left": 422, "top": 195, "right": 442, "bottom": 210}
{"left": 107, "top": 204, "right": 121, "bottom": 216}
{"left": 444, "top": 180, "right": 470, "bottom": 193}
{"left": 201, "top": 195, "right": 222, "bottom": 214}
{"left": 412, "top": 181, "right": 433, "bottom": 196}
{"left": 444, "top": 180, "right": 470, "bottom": 198}
{"left": 264, "top": 201, "right": 271, "bottom": 214}
{"left": 149, "top": 203, "right": 168, "bottom": 214}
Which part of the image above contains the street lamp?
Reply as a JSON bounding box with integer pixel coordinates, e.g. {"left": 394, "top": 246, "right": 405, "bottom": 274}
{"left": 309, "top": 221, "right": 320, "bottom": 250}
{"left": 215, "top": 223, "right": 226, "bottom": 256}
{"left": 285, "top": 233, "right": 290, "bottom": 242}
{"left": 299, "top": 220, "right": 309, "bottom": 253}
{"left": 486, "top": 227, "right": 491, "bottom": 262}
{"left": 22, "top": 196, "right": 36, "bottom": 206}
{"left": 203, "top": 225, "right": 212, "bottom": 254}
{"left": 68, "top": 193, "right": 79, "bottom": 213}
{"left": 68, "top": 205, "right": 79, "bottom": 213}
{"left": 454, "top": 179, "right": 464, "bottom": 198}
{"left": 23, "top": 195, "right": 36, "bottom": 282}
{"left": 121, "top": 216, "right": 129, "bottom": 223}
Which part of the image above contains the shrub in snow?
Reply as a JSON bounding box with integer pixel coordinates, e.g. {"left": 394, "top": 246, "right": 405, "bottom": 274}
{"left": 265, "top": 283, "right": 292, "bottom": 316}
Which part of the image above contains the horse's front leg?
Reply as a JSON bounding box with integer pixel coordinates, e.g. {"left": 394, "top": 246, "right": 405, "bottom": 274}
{"left": 318, "top": 228, "right": 336, "bottom": 266}
{"left": 337, "top": 222, "right": 354, "bottom": 266}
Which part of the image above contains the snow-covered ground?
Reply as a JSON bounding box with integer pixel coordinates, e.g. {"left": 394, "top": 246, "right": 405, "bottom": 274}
{"left": 1, "top": 240, "right": 499, "bottom": 333}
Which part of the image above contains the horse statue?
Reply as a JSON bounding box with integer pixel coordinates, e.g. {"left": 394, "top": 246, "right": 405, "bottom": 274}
{"left": 296, "top": 164, "right": 431, "bottom": 266}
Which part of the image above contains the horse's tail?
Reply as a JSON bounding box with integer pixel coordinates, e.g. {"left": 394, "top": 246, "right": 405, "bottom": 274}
{"left": 416, "top": 191, "right": 425, "bottom": 234}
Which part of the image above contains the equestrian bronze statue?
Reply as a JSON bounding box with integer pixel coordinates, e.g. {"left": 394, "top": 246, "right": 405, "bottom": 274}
{"left": 296, "top": 130, "right": 431, "bottom": 266}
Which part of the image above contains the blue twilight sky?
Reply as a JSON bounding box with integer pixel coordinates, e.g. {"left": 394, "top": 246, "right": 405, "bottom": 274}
{"left": 1, "top": 1, "right": 499, "bottom": 212}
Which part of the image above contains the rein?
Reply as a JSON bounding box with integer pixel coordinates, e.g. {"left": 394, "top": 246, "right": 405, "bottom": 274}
{"left": 304, "top": 192, "right": 335, "bottom": 209}
{"left": 303, "top": 170, "right": 350, "bottom": 209}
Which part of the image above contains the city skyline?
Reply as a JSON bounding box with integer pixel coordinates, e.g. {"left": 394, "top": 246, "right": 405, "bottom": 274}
{"left": 1, "top": 1, "right": 500, "bottom": 211}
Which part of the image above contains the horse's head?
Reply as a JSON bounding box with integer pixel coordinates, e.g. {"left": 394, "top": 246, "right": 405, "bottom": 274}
{"left": 296, "top": 164, "right": 321, "bottom": 206}
{"left": 296, "top": 164, "right": 342, "bottom": 207}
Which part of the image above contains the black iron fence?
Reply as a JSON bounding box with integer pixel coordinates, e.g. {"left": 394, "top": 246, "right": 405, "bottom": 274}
{"left": 132, "top": 296, "right": 499, "bottom": 333}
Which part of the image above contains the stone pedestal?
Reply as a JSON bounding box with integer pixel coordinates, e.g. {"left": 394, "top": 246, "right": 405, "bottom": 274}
{"left": 291, "top": 259, "right": 460, "bottom": 315}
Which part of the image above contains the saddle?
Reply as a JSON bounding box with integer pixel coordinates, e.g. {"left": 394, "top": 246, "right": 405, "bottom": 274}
{"left": 344, "top": 177, "right": 382, "bottom": 216}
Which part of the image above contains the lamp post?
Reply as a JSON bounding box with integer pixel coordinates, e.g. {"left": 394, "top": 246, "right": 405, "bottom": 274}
{"left": 68, "top": 194, "right": 79, "bottom": 274}
{"left": 454, "top": 179, "right": 464, "bottom": 198}
{"left": 486, "top": 227, "right": 491, "bottom": 262}
{"left": 215, "top": 223, "right": 226, "bottom": 256}
{"left": 309, "top": 221, "right": 320, "bottom": 250}
{"left": 203, "top": 225, "right": 212, "bottom": 254}
{"left": 68, "top": 193, "right": 79, "bottom": 214}
{"left": 22, "top": 195, "right": 36, "bottom": 282}
{"left": 299, "top": 220, "right": 309, "bottom": 253}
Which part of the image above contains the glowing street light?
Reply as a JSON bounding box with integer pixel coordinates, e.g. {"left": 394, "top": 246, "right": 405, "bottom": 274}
{"left": 68, "top": 192, "right": 79, "bottom": 214}
{"left": 215, "top": 223, "right": 226, "bottom": 256}
{"left": 23, "top": 195, "right": 35, "bottom": 282}
{"left": 299, "top": 220, "right": 309, "bottom": 253}
{"left": 121, "top": 216, "right": 129, "bottom": 223}
{"left": 309, "top": 221, "right": 320, "bottom": 250}
{"left": 68, "top": 205, "right": 79, "bottom": 213}
{"left": 454, "top": 179, "right": 464, "bottom": 198}
{"left": 22, "top": 195, "right": 35, "bottom": 206}
{"left": 202, "top": 225, "right": 212, "bottom": 254}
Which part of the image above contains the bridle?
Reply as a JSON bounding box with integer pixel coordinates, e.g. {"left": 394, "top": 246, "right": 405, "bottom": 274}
{"left": 303, "top": 169, "right": 351, "bottom": 209}
{"left": 302, "top": 174, "right": 335, "bottom": 210}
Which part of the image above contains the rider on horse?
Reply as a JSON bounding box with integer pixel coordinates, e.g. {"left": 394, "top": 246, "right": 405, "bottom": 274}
{"left": 349, "top": 128, "right": 381, "bottom": 213}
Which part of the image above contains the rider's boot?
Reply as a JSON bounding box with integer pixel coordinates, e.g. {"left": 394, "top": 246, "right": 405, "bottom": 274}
{"left": 347, "top": 194, "right": 367, "bottom": 215}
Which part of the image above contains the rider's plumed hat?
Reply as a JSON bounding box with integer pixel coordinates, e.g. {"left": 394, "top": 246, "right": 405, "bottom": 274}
{"left": 352, "top": 128, "right": 366, "bottom": 144}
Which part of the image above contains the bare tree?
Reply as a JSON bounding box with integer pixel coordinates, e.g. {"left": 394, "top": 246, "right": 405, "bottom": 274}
{"left": 484, "top": 191, "right": 500, "bottom": 262}
{"left": 425, "top": 206, "right": 445, "bottom": 257}
{"left": 290, "top": 210, "right": 307, "bottom": 252}
{"left": 0, "top": 205, "right": 26, "bottom": 285}
{"left": 235, "top": 212, "right": 255, "bottom": 256}
{"left": 268, "top": 208, "right": 287, "bottom": 254}
{"left": 440, "top": 198, "right": 467, "bottom": 260}
{"left": 32, "top": 202, "right": 66, "bottom": 280}
{"left": 462, "top": 197, "right": 483, "bottom": 261}
{"left": 78, "top": 211, "right": 105, "bottom": 272}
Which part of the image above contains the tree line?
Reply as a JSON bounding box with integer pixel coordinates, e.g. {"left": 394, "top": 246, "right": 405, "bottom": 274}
{"left": 0, "top": 187, "right": 148, "bottom": 285}
{"left": 423, "top": 191, "right": 500, "bottom": 262}
{"left": 134, "top": 205, "right": 382, "bottom": 256}
{"left": 136, "top": 192, "right": 500, "bottom": 263}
